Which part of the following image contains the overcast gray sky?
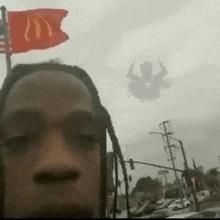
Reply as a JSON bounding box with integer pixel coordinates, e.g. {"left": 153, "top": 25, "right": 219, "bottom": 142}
{"left": 1, "top": 0, "right": 220, "bottom": 192}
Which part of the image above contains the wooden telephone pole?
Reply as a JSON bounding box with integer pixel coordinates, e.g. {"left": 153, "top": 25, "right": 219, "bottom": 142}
{"left": 161, "top": 121, "right": 179, "bottom": 181}
{"left": 169, "top": 138, "right": 200, "bottom": 212}
{"left": 160, "top": 120, "right": 186, "bottom": 212}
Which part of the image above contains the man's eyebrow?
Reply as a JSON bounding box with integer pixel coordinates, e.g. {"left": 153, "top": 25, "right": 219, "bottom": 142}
{"left": 0, "top": 108, "right": 46, "bottom": 125}
{"left": 65, "top": 110, "right": 96, "bottom": 122}
{"left": 65, "top": 110, "right": 108, "bottom": 125}
{"left": 0, "top": 108, "right": 102, "bottom": 127}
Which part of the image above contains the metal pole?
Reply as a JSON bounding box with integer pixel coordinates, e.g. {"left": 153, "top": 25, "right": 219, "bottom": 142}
{"left": 177, "top": 140, "right": 189, "bottom": 201}
{"left": 162, "top": 122, "right": 179, "bottom": 181}
{"left": 178, "top": 141, "right": 188, "bottom": 168}
{"left": 177, "top": 140, "right": 199, "bottom": 212}
{"left": 152, "top": 132, "right": 199, "bottom": 212}
{"left": 162, "top": 122, "right": 186, "bottom": 212}
{"left": 124, "top": 160, "right": 183, "bottom": 173}
{"left": 1, "top": 6, "right": 11, "bottom": 76}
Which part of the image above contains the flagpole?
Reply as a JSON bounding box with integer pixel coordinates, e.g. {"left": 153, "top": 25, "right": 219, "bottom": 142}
{"left": 1, "top": 6, "right": 11, "bottom": 76}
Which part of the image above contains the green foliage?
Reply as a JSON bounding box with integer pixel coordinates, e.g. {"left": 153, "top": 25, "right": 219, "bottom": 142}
{"left": 209, "top": 167, "right": 218, "bottom": 176}
{"left": 172, "top": 179, "right": 180, "bottom": 186}
{"left": 164, "top": 181, "right": 184, "bottom": 199}
{"left": 165, "top": 182, "right": 172, "bottom": 188}
{"left": 165, "top": 188, "right": 179, "bottom": 199}
{"left": 130, "top": 176, "right": 161, "bottom": 197}
{"left": 203, "top": 167, "right": 220, "bottom": 190}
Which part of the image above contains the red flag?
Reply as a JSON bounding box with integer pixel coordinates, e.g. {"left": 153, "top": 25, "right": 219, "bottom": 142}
{"left": 7, "top": 9, "right": 69, "bottom": 53}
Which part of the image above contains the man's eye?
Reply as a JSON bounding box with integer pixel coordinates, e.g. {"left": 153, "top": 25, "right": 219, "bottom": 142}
{"left": 2, "top": 135, "right": 36, "bottom": 150}
{"left": 76, "top": 134, "right": 96, "bottom": 143}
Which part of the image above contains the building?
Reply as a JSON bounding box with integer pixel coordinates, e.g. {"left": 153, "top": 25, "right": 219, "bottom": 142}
{"left": 158, "top": 170, "right": 169, "bottom": 198}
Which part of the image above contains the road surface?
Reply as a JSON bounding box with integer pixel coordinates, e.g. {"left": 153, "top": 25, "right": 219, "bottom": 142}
{"left": 116, "top": 209, "right": 191, "bottom": 218}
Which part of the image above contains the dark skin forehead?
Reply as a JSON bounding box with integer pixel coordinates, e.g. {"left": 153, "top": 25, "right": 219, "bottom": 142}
{"left": 2, "top": 70, "right": 93, "bottom": 121}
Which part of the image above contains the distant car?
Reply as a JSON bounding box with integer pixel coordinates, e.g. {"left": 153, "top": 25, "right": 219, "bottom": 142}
{"left": 167, "top": 212, "right": 203, "bottom": 218}
{"left": 130, "top": 202, "right": 146, "bottom": 216}
{"left": 130, "top": 206, "right": 138, "bottom": 213}
{"left": 156, "top": 198, "right": 165, "bottom": 205}
{"left": 149, "top": 208, "right": 176, "bottom": 218}
{"left": 199, "top": 207, "right": 220, "bottom": 218}
{"left": 109, "top": 207, "right": 121, "bottom": 214}
{"left": 168, "top": 199, "right": 191, "bottom": 211}
{"left": 157, "top": 199, "right": 176, "bottom": 209}
{"left": 196, "top": 190, "right": 212, "bottom": 203}
{"left": 131, "top": 202, "right": 157, "bottom": 217}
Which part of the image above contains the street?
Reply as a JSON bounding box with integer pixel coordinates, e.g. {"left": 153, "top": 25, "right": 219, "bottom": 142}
{"left": 116, "top": 209, "right": 184, "bottom": 218}
{"left": 116, "top": 201, "right": 220, "bottom": 219}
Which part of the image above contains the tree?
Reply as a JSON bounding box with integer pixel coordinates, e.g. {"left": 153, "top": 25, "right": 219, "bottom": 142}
{"left": 198, "top": 166, "right": 204, "bottom": 174}
{"left": 172, "top": 179, "right": 180, "bottom": 187}
{"left": 135, "top": 176, "right": 160, "bottom": 192}
{"left": 182, "top": 168, "right": 203, "bottom": 190}
{"left": 164, "top": 180, "right": 184, "bottom": 199}
{"left": 209, "top": 168, "right": 218, "bottom": 177}
{"left": 203, "top": 167, "right": 220, "bottom": 192}
{"left": 130, "top": 176, "right": 161, "bottom": 200}
{"left": 165, "top": 187, "right": 179, "bottom": 199}
{"left": 165, "top": 182, "right": 172, "bottom": 188}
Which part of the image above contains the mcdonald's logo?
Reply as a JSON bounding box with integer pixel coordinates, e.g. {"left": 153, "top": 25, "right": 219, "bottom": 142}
{"left": 8, "top": 9, "right": 69, "bottom": 53}
{"left": 24, "top": 12, "right": 53, "bottom": 42}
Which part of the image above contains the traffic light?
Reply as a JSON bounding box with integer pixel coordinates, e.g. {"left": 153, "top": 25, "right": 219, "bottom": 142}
{"left": 129, "top": 175, "right": 132, "bottom": 182}
{"left": 129, "top": 158, "right": 135, "bottom": 170}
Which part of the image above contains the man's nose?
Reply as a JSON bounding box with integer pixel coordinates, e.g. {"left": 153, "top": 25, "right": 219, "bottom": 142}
{"left": 33, "top": 130, "right": 81, "bottom": 185}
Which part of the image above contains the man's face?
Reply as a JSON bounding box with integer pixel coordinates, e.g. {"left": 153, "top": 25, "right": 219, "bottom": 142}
{"left": 0, "top": 70, "right": 103, "bottom": 217}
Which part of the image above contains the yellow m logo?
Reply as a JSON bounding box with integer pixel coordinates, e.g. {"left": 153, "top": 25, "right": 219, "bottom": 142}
{"left": 25, "top": 13, "right": 53, "bottom": 41}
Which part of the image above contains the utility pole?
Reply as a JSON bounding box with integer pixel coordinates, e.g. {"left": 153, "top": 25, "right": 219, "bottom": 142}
{"left": 168, "top": 138, "right": 189, "bottom": 170}
{"left": 160, "top": 120, "right": 186, "bottom": 212}
{"left": 150, "top": 129, "right": 199, "bottom": 212}
{"left": 169, "top": 138, "right": 200, "bottom": 212}
{"left": 161, "top": 121, "right": 179, "bottom": 181}
{"left": 179, "top": 140, "right": 189, "bottom": 169}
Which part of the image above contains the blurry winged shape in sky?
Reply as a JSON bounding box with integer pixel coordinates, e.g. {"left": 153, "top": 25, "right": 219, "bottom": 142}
{"left": 126, "top": 60, "right": 171, "bottom": 102}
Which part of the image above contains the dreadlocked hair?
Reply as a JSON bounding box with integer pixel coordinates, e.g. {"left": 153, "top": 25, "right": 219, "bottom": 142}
{"left": 0, "top": 61, "right": 131, "bottom": 218}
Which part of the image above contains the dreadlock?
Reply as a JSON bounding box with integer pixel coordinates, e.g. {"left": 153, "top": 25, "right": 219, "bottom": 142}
{"left": 0, "top": 61, "right": 131, "bottom": 218}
